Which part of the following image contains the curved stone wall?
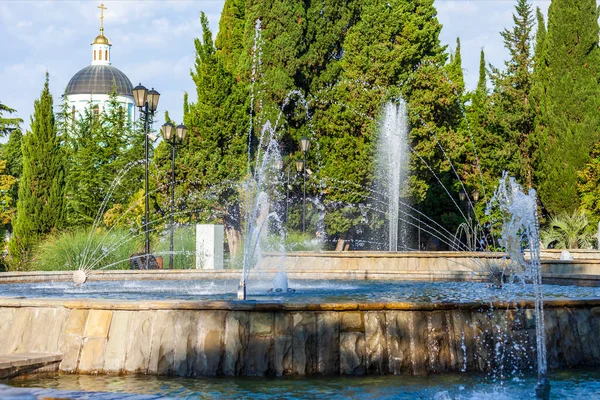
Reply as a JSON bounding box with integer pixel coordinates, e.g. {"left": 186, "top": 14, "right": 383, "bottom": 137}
{"left": 0, "top": 298, "right": 598, "bottom": 376}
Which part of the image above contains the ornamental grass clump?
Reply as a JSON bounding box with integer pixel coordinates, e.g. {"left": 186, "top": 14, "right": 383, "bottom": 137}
{"left": 31, "top": 228, "right": 143, "bottom": 271}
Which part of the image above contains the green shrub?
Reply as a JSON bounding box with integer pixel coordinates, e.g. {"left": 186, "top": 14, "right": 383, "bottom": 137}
{"left": 541, "top": 211, "right": 595, "bottom": 249}
{"left": 31, "top": 228, "right": 144, "bottom": 271}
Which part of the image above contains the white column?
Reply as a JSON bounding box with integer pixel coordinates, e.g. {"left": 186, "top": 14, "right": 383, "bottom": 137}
{"left": 195, "top": 224, "right": 224, "bottom": 270}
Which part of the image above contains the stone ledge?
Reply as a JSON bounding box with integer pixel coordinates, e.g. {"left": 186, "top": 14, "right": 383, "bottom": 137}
{"left": 0, "top": 297, "right": 599, "bottom": 312}
{"left": 0, "top": 352, "right": 63, "bottom": 379}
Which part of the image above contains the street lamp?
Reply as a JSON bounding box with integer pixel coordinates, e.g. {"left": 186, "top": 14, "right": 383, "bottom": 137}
{"left": 133, "top": 83, "right": 160, "bottom": 268}
{"left": 161, "top": 121, "right": 188, "bottom": 270}
{"left": 299, "top": 136, "right": 310, "bottom": 232}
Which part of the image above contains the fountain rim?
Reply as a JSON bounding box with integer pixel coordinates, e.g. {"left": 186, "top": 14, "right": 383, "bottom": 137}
{"left": 1, "top": 297, "right": 599, "bottom": 312}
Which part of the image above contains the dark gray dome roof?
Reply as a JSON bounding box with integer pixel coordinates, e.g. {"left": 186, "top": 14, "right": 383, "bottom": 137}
{"left": 66, "top": 65, "right": 133, "bottom": 96}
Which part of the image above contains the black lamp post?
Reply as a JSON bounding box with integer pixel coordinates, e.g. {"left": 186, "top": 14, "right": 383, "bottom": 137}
{"left": 161, "top": 122, "right": 188, "bottom": 270}
{"left": 299, "top": 136, "right": 310, "bottom": 233}
{"left": 132, "top": 83, "right": 160, "bottom": 267}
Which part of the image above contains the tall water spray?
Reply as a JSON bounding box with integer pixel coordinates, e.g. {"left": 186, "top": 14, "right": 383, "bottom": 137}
{"left": 489, "top": 173, "right": 549, "bottom": 399}
{"left": 375, "top": 100, "right": 411, "bottom": 251}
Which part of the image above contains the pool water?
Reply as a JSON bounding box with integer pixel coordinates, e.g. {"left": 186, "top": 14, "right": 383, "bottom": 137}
{"left": 6, "top": 369, "right": 600, "bottom": 399}
{"left": 2, "top": 279, "right": 600, "bottom": 303}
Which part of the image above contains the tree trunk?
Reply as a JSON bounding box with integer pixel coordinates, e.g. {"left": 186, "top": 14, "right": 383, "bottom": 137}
{"left": 335, "top": 237, "right": 346, "bottom": 252}
{"left": 226, "top": 226, "right": 242, "bottom": 260}
{"left": 224, "top": 203, "right": 242, "bottom": 262}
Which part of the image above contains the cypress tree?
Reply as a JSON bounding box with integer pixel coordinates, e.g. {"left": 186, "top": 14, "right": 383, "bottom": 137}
{"left": 447, "top": 38, "right": 465, "bottom": 95}
{"left": 183, "top": 12, "right": 247, "bottom": 256}
{"left": 530, "top": 7, "right": 547, "bottom": 192}
{"left": 536, "top": 0, "right": 600, "bottom": 213}
{"left": 9, "top": 73, "right": 65, "bottom": 265}
{"left": 487, "top": 0, "right": 536, "bottom": 188}
{"left": 216, "top": 0, "right": 246, "bottom": 73}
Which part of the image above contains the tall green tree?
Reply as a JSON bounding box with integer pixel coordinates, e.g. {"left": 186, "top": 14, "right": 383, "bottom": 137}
{"left": 487, "top": 0, "right": 536, "bottom": 188}
{"left": 9, "top": 74, "right": 65, "bottom": 266}
{"left": 182, "top": 12, "right": 248, "bottom": 256}
{"left": 536, "top": 0, "right": 600, "bottom": 213}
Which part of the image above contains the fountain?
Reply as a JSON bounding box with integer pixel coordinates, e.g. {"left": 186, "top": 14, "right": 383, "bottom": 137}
{"left": 2, "top": 14, "right": 600, "bottom": 400}
{"left": 375, "top": 100, "right": 411, "bottom": 252}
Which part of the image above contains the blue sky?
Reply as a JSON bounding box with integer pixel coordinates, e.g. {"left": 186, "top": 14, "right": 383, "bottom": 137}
{"left": 0, "top": 0, "right": 552, "bottom": 135}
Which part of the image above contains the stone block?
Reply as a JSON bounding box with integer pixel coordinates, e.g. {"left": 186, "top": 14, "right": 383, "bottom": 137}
{"left": 224, "top": 312, "right": 249, "bottom": 376}
{"left": 79, "top": 337, "right": 106, "bottom": 372}
{"left": 4, "top": 308, "right": 34, "bottom": 354}
{"left": 103, "top": 311, "right": 132, "bottom": 373}
{"left": 64, "top": 310, "right": 89, "bottom": 335}
{"left": 292, "top": 312, "right": 317, "bottom": 375}
{"left": 246, "top": 335, "right": 273, "bottom": 376}
{"left": 84, "top": 310, "right": 113, "bottom": 339}
{"left": 0, "top": 308, "right": 15, "bottom": 354}
{"left": 192, "top": 311, "right": 225, "bottom": 376}
{"left": 557, "top": 308, "right": 582, "bottom": 367}
{"left": 178, "top": 312, "right": 197, "bottom": 376}
{"left": 148, "top": 311, "right": 176, "bottom": 375}
{"left": 59, "top": 334, "right": 83, "bottom": 372}
{"left": 340, "top": 332, "right": 365, "bottom": 375}
{"left": 471, "top": 311, "right": 495, "bottom": 372}
{"left": 341, "top": 312, "right": 363, "bottom": 332}
{"left": 317, "top": 312, "right": 340, "bottom": 375}
{"left": 428, "top": 311, "right": 451, "bottom": 373}
{"left": 386, "top": 311, "right": 411, "bottom": 374}
{"left": 124, "top": 311, "right": 154, "bottom": 374}
{"left": 250, "top": 313, "right": 273, "bottom": 335}
{"left": 365, "top": 312, "right": 387, "bottom": 374}
{"left": 27, "top": 308, "right": 68, "bottom": 353}
{"left": 275, "top": 313, "right": 293, "bottom": 336}
{"left": 409, "top": 311, "right": 429, "bottom": 375}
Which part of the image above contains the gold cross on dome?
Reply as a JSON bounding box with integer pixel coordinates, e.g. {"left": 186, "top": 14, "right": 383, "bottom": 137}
{"left": 98, "top": 3, "right": 107, "bottom": 32}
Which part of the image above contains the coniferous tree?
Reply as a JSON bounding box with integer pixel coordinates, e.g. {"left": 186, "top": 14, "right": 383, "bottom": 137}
{"left": 183, "top": 12, "right": 248, "bottom": 256}
{"left": 536, "top": 0, "right": 600, "bottom": 213}
{"left": 9, "top": 73, "right": 65, "bottom": 266}
{"left": 487, "top": 0, "right": 536, "bottom": 188}
{"left": 530, "top": 7, "right": 547, "bottom": 193}
{"left": 447, "top": 38, "right": 465, "bottom": 95}
{"left": 0, "top": 102, "right": 23, "bottom": 136}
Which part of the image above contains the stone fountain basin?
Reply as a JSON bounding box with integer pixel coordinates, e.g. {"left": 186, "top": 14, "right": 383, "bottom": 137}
{"left": 0, "top": 295, "right": 599, "bottom": 377}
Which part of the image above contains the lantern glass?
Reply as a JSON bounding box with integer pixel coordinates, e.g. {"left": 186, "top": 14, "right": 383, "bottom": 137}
{"left": 295, "top": 160, "right": 304, "bottom": 172}
{"left": 147, "top": 88, "right": 160, "bottom": 113}
{"left": 458, "top": 189, "right": 467, "bottom": 202}
{"left": 300, "top": 136, "right": 310, "bottom": 153}
{"left": 176, "top": 124, "right": 188, "bottom": 144}
{"left": 161, "top": 122, "right": 174, "bottom": 141}
{"left": 132, "top": 84, "right": 147, "bottom": 109}
{"left": 471, "top": 190, "right": 480, "bottom": 202}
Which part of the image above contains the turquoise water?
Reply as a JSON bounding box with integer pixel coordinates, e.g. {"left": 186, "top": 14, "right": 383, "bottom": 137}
{"left": 6, "top": 369, "right": 600, "bottom": 399}
{"left": 2, "top": 279, "right": 600, "bottom": 303}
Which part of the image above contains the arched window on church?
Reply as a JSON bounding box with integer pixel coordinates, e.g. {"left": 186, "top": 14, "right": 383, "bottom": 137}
{"left": 71, "top": 106, "right": 76, "bottom": 125}
{"left": 92, "top": 104, "right": 100, "bottom": 119}
{"left": 105, "top": 50, "right": 108, "bottom": 61}
{"left": 94, "top": 50, "right": 96, "bottom": 61}
{"left": 99, "top": 51, "right": 102, "bottom": 60}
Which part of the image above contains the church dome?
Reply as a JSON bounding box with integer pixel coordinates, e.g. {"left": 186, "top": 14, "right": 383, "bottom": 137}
{"left": 65, "top": 65, "right": 133, "bottom": 96}
{"left": 92, "top": 34, "right": 111, "bottom": 45}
